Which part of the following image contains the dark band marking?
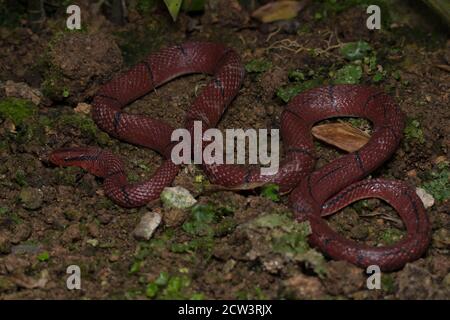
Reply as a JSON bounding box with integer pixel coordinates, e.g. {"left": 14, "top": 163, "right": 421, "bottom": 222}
{"left": 363, "top": 91, "right": 385, "bottom": 112}
{"left": 104, "top": 169, "right": 124, "bottom": 179}
{"left": 286, "top": 147, "right": 315, "bottom": 159}
{"left": 316, "top": 165, "right": 343, "bottom": 184}
{"left": 96, "top": 94, "right": 120, "bottom": 104}
{"left": 121, "top": 186, "right": 131, "bottom": 204}
{"left": 284, "top": 107, "right": 305, "bottom": 122}
{"left": 214, "top": 48, "right": 232, "bottom": 73}
{"left": 64, "top": 154, "right": 99, "bottom": 162}
{"left": 243, "top": 169, "right": 251, "bottom": 184}
{"left": 177, "top": 44, "right": 187, "bottom": 56}
{"left": 213, "top": 78, "right": 225, "bottom": 98}
{"left": 142, "top": 61, "right": 155, "bottom": 87}
{"left": 323, "top": 237, "right": 333, "bottom": 246}
{"left": 402, "top": 190, "right": 420, "bottom": 231}
{"left": 307, "top": 175, "right": 316, "bottom": 203}
{"left": 354, "top": 151, "right": 365, "bottom": 173}
{"left": 328, "top": 85, "right": 337, "bottom": 111}
{"left": 113, "top": 111, "right": 122, "bottom": 133}
{"left": 323, "top": 180, "right": 374, "bottom": 208}
{"left": 356, "top": 252, "right": 365, "bottom": 265}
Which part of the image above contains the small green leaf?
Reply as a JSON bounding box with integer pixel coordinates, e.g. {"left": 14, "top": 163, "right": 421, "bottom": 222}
{"left": 340, "top": 41, "right": 372, "bottom": 61}
{"left": 129, "top": 260, "right": 143, "bottom": 274}
{"left": 333, "top": 65, "right": 362, "bottom": 84}
{"left": 164, "top": 0, "right": 183, "bottom": 21}
{"left": 37, "top": 251, "right": 50, "bottom": 262}
{"left": 373, "top": 71, "right": 384, "bottom": 82}
{"left": 261, "top": 183, "right": 280, "bottom": 202}
{"left": 146, "top": 282, "right": 159, "bottom": 298}
{"left": 155, "top": 272, "right": 170, "bottom": 286}
{"left": 288, "top": 70, "right": 305, "bottom": 81}
{"left": 62, "top": 88, "right": 70, "bottom": 98}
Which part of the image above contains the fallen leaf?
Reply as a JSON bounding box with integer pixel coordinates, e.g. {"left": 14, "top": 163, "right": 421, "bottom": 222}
{"left": 163, "top": 0, "right": 183, "bottom": 21}
{"left": 251, "top": 0, "right": 309, "bottom": 23}
{"left": 311, "top": 122, "right": 370, "bottom": 152}
{"left": 10, "top": 270, "right": 49, "bottom": 289}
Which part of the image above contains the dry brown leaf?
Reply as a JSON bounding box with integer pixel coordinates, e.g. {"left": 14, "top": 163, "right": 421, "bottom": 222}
{"left": 10, "top": 270, "right": 49, "bottom": 289}
{"left": 251, "top": 0, "right": 309, "bottom": 23}
{"left": 311, "top": 122, "right": 370, "bottom": 153}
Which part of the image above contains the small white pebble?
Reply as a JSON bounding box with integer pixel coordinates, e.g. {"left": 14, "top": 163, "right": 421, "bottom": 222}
{"left": 415, "top": 187, "right": 435, "bottom": 209}
{"left": 160, "top": 186, "right": 197, "bottom": 209}
{"left": 132, "top": 211, "right": 162, "bottom": 240}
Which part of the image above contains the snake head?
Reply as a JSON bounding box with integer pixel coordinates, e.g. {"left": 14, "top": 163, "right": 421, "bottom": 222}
{"left": 48, "top": 147, "right": 105, "bottom": 176}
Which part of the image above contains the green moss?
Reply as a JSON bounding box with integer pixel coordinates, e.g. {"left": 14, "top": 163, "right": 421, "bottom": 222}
{"left": 248, "top": 213, "right": 327, "bottom": 277}
{"left": 145, "top": 272, "right": 203, "bottom": 300}
{"left": 379, "top": 228, "right": 404, "bottom": 245}
{"left": 404, "top": 118, "right": 425, "bottom": 144}
{"left": 0, "top": 98, "right": 37, "bottom": 125}
{"left": 54, "top": 167, "right": 83, "bottom": 186}
{"left": 182, "top": 204, "right": 216, "bottom": 237}
{"left": 340, "top": 41, "right": 372, "bottom": 61}
{"left": 41, "top": 64, "right": 66, "bottom": 100}
{"left": 333, "top": 64, "right": 362, "bottom": 84}
{"left": 58, "top": 113, "right": 99, "bottom": 138}
{"left": 15, "top": 169, "right": 28, "bottom": 187}
{"left": 381, "top": 274, "right": 396, "bottom": 293}
{"left": 422, "top": 162, "right": 450, "bottom": 203}
{"left": 260, "top": 183, "right": 280, "bottom": 202}
{"left": 245, "top": 59, "right": 272, "bottom": 73}
{"left": 0, "top": 207, "right": 21, "bottom": 225}
{"left": 277, "top": 78, "right": 324, "bottom": 103}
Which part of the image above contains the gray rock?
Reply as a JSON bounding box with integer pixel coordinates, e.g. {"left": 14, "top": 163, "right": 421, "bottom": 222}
{"left": 19, "top": 187, "right": 43, "bottom": 210}
{"left": 11, "top": 243, "right": 42, "bottom": 255}
{"left": 160, "top": 186, "right": 197, "bottom": 209}
{"left": 132, "top": 212, "right": 162, "bottom": 241}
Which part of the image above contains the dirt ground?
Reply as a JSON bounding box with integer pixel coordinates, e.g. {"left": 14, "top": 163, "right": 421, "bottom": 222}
{"left": 0, "top": 0, "right": 449, "bottom": 300}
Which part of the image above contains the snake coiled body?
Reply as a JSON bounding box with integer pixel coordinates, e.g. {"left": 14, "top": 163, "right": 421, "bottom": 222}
{"left": 49, "top": 42, "right": 431, "bottom": 271}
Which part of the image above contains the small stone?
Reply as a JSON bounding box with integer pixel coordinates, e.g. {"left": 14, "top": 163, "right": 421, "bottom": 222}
{"left": 63, "top": 207, "right": 83, "bottom": 221}
{"left": 283, "top": 274, "right": 326, "bottom": 299}
{"left": 0, "top": 276, "right": 16, "bottom": 292}
{"left": 350, "top": 224, "right": 369, "bottom": 240}
{"left": 132, "top": 212, "right": 162, "bottom": 241}
{"left": 4, "top": 80, "right": 43, "bottom": 105}
{"left": 98, "top": 212, "right": 113, "bottom": 225}
{"left": 61, "top": 224, "right": 81, "bottom": 243}
{"left": 87, "top": 222, "right": 100, "bottom": 238}
{"left": 443, "top": 273, "right": 450, "bottom": 288}
{"left": 160, "top": 186, "right": 197, "bottom": 209}
{"left": 415, "top": 187, "right": 435, "bottom": 209}
{"left": 0, "top": 232, "right": 12, "bottom": 254}
{"left": 3, "top": 255, "right": 31, "bottom": 273}
{"left": 86, "top": 239, "right": 99, "bottom": 247}
{"left": 19, "top": 187, "right": 43, "bottom": 210}
{"left": 10, "top": 223, "right": 32, "bottom": 244}
{"left": 74, "top": 102, "right": 91, "bottom": 114}
{"left": 109, "top": 253, "right": 120, "bottom": 262}
{"left": 162, "top": 208, "right": 189, "bottom": 227}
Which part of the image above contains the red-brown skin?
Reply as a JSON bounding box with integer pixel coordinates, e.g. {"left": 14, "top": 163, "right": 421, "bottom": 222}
{"left": 49, "top": 42, "right": 431, "bottom": 271}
